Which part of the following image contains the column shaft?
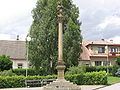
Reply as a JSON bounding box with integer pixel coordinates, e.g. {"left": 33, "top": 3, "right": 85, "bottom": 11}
{"left": 58, "top": 22, "right": 63, "bottom": 61}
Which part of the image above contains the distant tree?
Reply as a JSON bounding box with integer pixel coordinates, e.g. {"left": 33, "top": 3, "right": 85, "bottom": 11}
{"left": 28, "top": 0, "right": 82, "bottom": 74}
{"left": 0, "top": 55, "right": 12, "bottom": 71}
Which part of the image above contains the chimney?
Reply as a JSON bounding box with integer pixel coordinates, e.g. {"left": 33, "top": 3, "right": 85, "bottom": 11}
{"left": 101, "top": 39, "right": 104, "bottom": 41}
{"left": 110, "top": 40, "right": 113, "bottom": 43}
{"left": 17, "top": 35, "right": 19, "bottom": 40}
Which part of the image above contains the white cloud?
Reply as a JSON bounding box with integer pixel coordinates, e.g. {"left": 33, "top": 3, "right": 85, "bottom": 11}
{"left": 0, "top": 0, "right": 37, "bottom": 23}
{"left": 97, "top": 16, "right": 120, "bottom": 30}
{"left": 0, "top": 0, "right": 37, "bottom": 40}
{"left": 0, "top": 0, "right": 120, "bottom": 41}
{"left": 0, "top": 34, "right": 12, "bottom": 40}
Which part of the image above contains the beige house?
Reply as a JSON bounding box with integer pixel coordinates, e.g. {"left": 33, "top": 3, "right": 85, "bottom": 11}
{"left": 80, "top": 39, "right": 120, "bottom": 66}
{"left": 0, "top": 40, "right": 29, "bottom": 69}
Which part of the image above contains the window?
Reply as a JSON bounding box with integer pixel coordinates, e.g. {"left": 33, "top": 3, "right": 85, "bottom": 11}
{"left": 110, "top": 48, "right": 118, "bottom": 52}
{"left": 103, "top": 61, "right": 110, "bottom": 66}
{"left": 29, "top": 63, "right": 32, "bottom": 68}
{"left": 86, "top": 64, "right": 89, "bottom": 66}
{"left": 98, "top": 47, "right": 105, "bottom": 53}
{"left": 91, "top": 46, "right": 93, "bottom": 50}
{"left": 95, "top": 61, "right": 102, "bottom": 66}
{"left": 17, "top": 63, "right": 23, "bottom": 68}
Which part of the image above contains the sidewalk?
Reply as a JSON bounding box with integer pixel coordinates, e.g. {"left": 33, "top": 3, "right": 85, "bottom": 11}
{"left": 0, "top": 87, "right": 43, "bottom": 90}
{"left": 0, "top": 85, "right": 104, "bottom": 90}
{"left": 98, "top": 83, "right": 120, "bottom": 90}
{"left": 2, "top": 84, "right": 120, "bottom": 90}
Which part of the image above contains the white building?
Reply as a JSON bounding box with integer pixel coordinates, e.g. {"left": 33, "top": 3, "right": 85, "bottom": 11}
{"left": 0, "top": 40, "right": 29, "bottom": 69}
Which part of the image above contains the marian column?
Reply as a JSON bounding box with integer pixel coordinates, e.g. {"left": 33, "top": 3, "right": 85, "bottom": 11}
{"left": 43, "top": 1, "right": 81, "bottom": 89}
{"left": 56, "top": 1, "right": 65, "bottom": 80}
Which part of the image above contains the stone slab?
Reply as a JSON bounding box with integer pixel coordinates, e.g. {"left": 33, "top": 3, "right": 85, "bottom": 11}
{"left": 42, "top": 80, "right": 81, "bottom": 90}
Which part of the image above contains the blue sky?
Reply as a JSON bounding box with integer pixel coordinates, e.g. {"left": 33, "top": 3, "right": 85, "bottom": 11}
{"left": 0, "top": 0, "right": 120, "bottom": 43}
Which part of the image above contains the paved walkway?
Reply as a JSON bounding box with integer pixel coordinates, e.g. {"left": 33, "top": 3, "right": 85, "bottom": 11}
{"left": 0, "top": 86, "right": 103, "bottom": 90}
{"left": 0, "top": 87, "right": 43, "bottom": 90}
{"left": 98, "top": 83, "right": 120, "bottom": 90}
{"left": 1, "top": 83, "right": 120, "bottom": 90}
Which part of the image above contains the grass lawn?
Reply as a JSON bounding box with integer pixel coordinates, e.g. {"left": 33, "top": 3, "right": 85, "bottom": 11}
{"left": 108, "top": 76, "right": 120, "bottom": 84}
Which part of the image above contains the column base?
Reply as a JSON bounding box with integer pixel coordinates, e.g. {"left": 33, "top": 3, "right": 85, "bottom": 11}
{"left": 42, "top": 79, "right": 81, "bottom": 90}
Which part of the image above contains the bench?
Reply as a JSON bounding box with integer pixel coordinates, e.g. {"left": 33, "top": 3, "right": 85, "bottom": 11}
{"left": 25, "top": 79, "right": 56, "bottom": 87}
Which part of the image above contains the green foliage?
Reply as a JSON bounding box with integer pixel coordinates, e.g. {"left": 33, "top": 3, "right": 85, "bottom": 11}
{"left": 116, "top": 56, "right": 120, "bottom": 65}
{"left": 65, "top": 65, "right": 86, "bottom": 75}
{"left": 28, "top": 0, "right": 82, "bottom": 74}
{"left": 0, "top": 55, "right": 12, "bottom": 71}
{"left": 0, "top": 70, "right": 16, "bottom": 76}
{"left": 86, "top": 66, "right": 113, "bottom": 73}
{"left": 12, "top": 68, "right": 49, "bottom": 76}
{"left": 115, "top": 68, "right": 120, "bottom": 77}
{"left": 0, "top": 75, "right": 57, "bottom": 88}
{"left": 0, "top": 71, "right": 107, "bottom": 88}
{"left": 112, "top": 64, "right": 120, "bottom": 76}
{"left": 66, "top": 71, "right": 107, "bottom": 85}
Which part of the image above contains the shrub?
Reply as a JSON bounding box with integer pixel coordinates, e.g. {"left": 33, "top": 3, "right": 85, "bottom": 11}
{"left": 0, "top": 55, "right": 12, "bottom": 71}
{"left": 86, "top": 66, "right": 113, "bottom": 73}
{"left": 0, "top": 71, "right": 107, "bottom": 88}
{"left": 65, "top": 65, "right": 86, "bottom": 75}
{"left": 12, "top": 68, "right": 46, "bottom": 76}
{"left": 86, "top": 66, "right": 96, "bottom": 72}
{"left": 66, "top": 71, "right": 107, "bottom": 85}
{"left": 112, "top": 64, "right": 120, "bottom": 76}
{"left": 0, "top": 75, "right": 57, "bottom": 88}
{"left": 116, "top": 56, "right": 120, "bottom": 65}
{"left": 115, "top": 68, "right": 120, "bottom": 77}
{"left": 0, "top": 70, "right": 16, "bottom": 76}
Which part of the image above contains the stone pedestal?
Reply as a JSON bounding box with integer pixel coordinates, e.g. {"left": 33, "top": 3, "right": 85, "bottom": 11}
{"left": 42, "top": 79, "right": 81, "bottom": 90}
{"left": 42, "top": 64, "right": 81, "bottom": 90}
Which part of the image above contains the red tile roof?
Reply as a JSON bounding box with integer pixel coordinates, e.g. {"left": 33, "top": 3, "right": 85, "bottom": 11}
{"left": 80, "top": 45, "right": 91, "bottom": 60}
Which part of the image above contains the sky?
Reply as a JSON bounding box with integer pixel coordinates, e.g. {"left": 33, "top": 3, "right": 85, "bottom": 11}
{"left": 0, "top": 0, "right": 120, "bottom": 43}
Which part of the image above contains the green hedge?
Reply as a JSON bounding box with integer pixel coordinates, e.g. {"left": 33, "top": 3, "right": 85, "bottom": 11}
{"left": 66, "top": 71, "right": 107, "bottom": 85}
{"left": 86, "top": 66, "right": 113, "bottom": 73}
{"left": 0, "top": 75, "right": 56, "bottom": 88}
{"left": 12, "top": 66, "right": 113, "bottom": 76}
{"left": 0, "top": 71, "right": 107, "bottom": 88}
{"left": 12, "top": 68, "right": 47, "bottom": 76}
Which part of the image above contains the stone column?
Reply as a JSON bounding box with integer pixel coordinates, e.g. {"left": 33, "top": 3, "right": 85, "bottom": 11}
{"left": 56, "top": 1, "right": 65, "bottom": 80}
{"left": 43, "top": 1, "right": 81, "bottom": 89}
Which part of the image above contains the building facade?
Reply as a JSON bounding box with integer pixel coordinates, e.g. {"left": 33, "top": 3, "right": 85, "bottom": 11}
{"left": 0, "top": 40, "right": 29, "bottom": 69}
{"left": 80, "top": 40, "right": 120, "bottom": 66}
{"left": 0, "top": 39, "right": 119, "bottom": 69}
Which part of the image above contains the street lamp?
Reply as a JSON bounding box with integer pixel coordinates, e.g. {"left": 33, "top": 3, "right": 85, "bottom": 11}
{"left": 25, "top": 35, "right": 31, "bottom": 77}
